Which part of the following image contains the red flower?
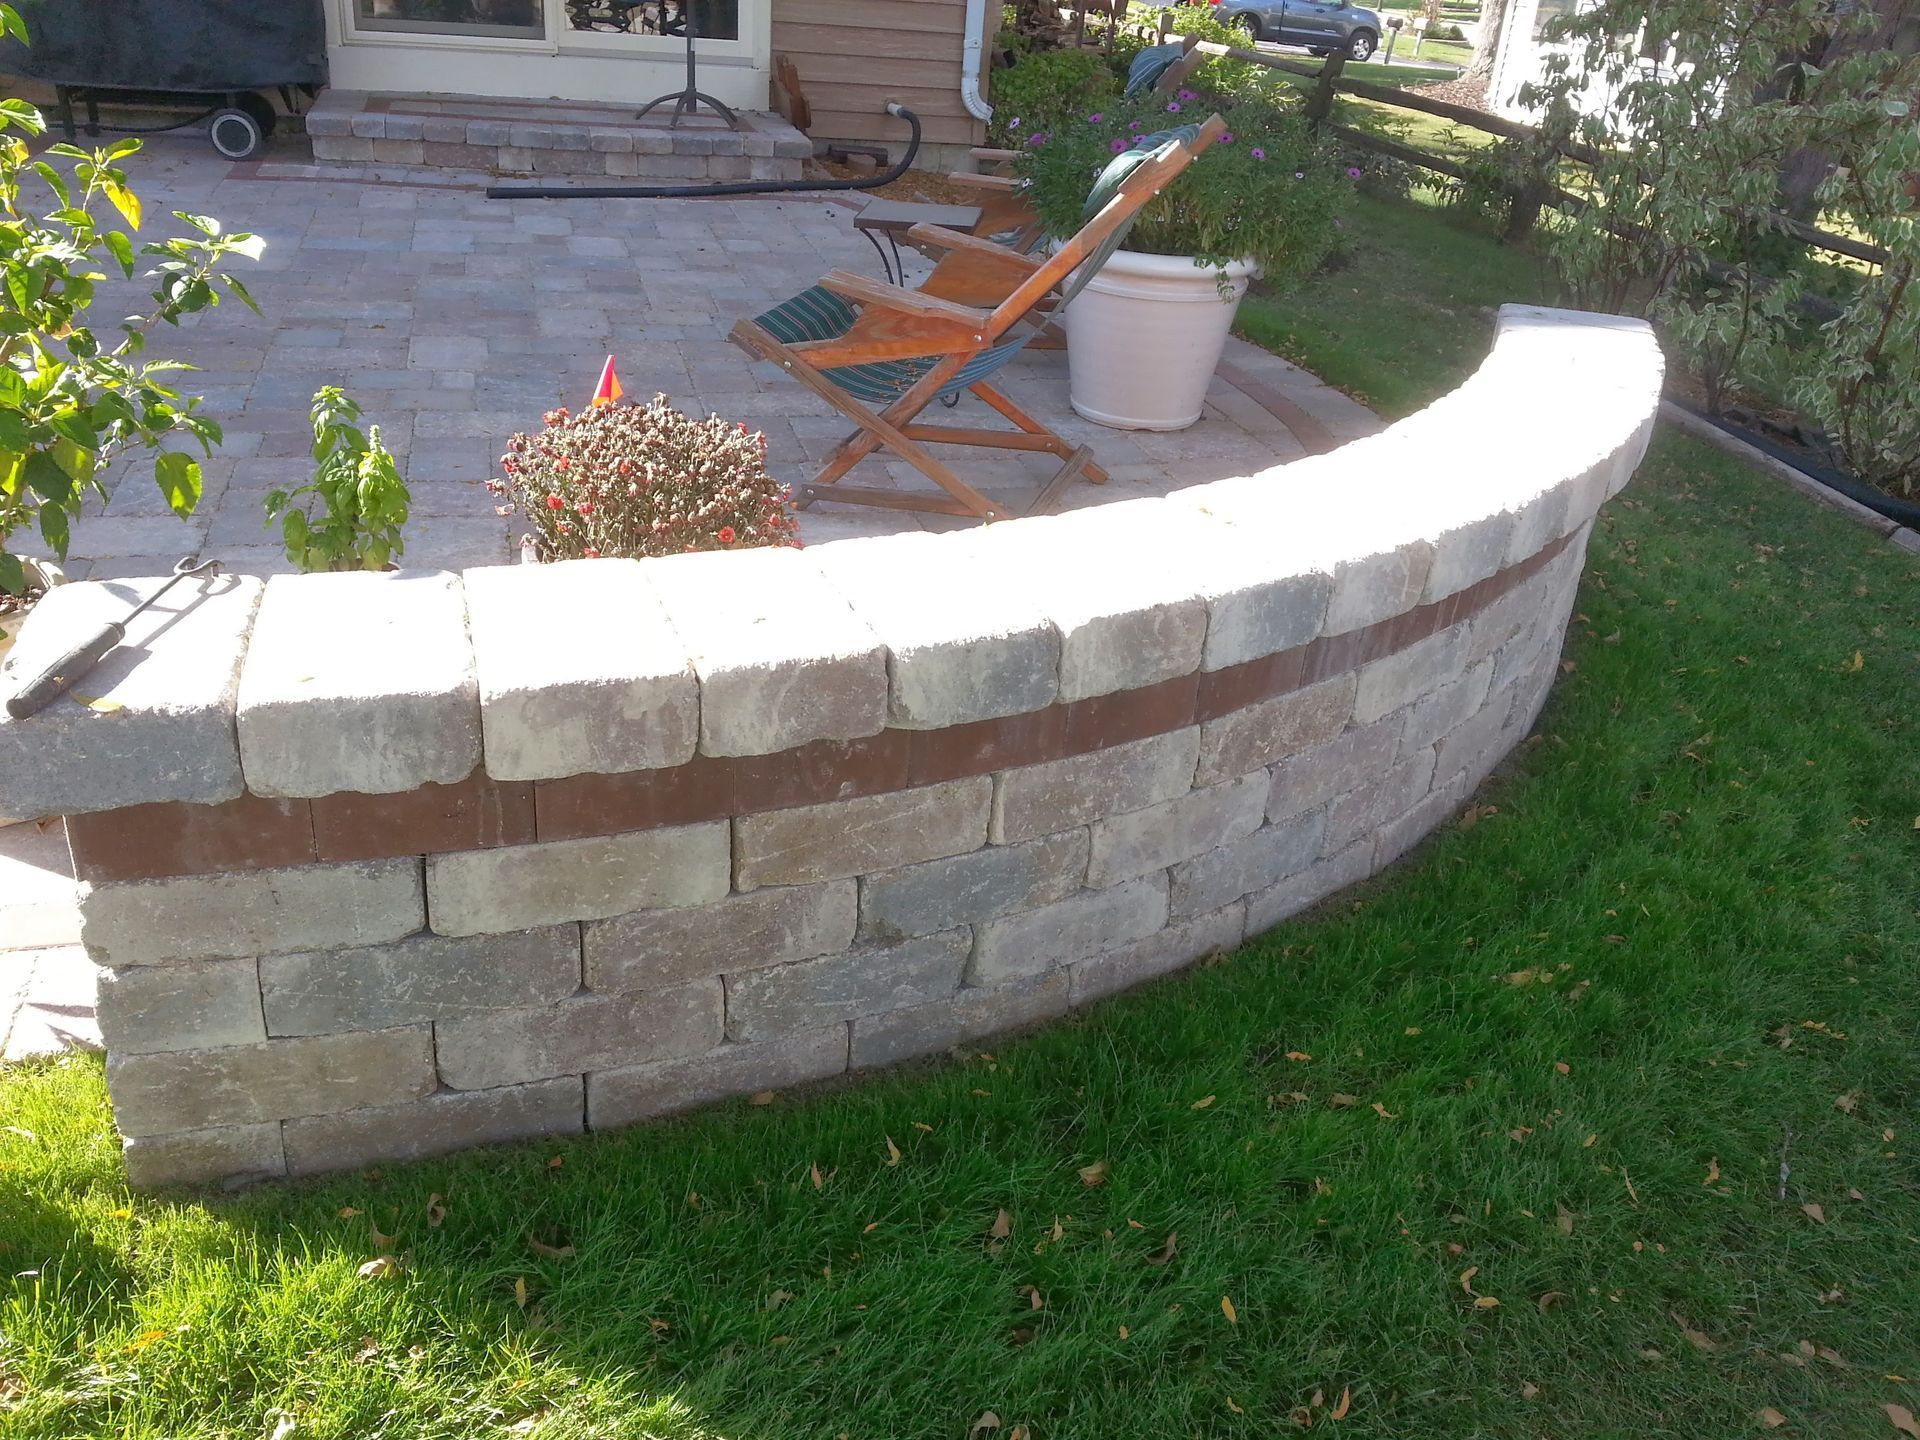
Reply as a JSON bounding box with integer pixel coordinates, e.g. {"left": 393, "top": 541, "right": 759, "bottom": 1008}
{"left": 575, "top": 501, "right": 595, "bottom": 516}
{"left": 545, "top": 494, "right": 565, "bottom": 510}
{"left": 583, "top": 547, "right": 601, "bottom": 558}
{"left": 717, "top": 526, "right": 736, "bottom": 544}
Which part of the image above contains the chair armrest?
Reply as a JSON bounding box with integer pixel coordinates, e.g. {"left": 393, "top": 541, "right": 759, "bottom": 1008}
{"left": 946, "top": 171, "right": 1021, "bottom": 193}
{"left": 904, "top": 224, "right": 1047, "bottom": 271}
{"left": 818, "top": 270, "right": 994, "bottom": 328}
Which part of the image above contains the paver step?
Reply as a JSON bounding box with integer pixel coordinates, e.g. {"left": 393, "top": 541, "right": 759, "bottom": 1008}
{"left": 305, "top": 89, "right": 811, "bottom": 183}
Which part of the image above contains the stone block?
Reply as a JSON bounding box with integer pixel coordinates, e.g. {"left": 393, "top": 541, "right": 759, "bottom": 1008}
{"left": 1169, "top": 808, "right": 1326, "bottom": 921}
{"left": 261, "top": 924, "right": 581, "bottom": 1036}
{"left": 850, "top": 971, "right": 1070, "bottom": 1068}
{"left": 80, "top": 858, "right": 424, "bottom": 966}
{"left": 1432, "top": 689, "right": 1519, "bottom": 792}
{"left": 467, "top": 119, "right": 513, "bottom": 145}
{"left": 371, "top": 139, "right": 425, "bottom": 165}
{"left": 1352, "top": 623, "right": 1470, "bottom": 726}
{"left": 0, "top": 573, "right": 263, "bottom": 817}
{"left": 645, "top": 547, "right": 887, "bottom": 757}
{"left": 95, "top": 959, "right": 265, "bottom": 1055}
{"left": 1325, "top": 537, "right": 1434, "bottom": 637}
{"left": 587, "top": 126, "right": 636, "bottom": 153}
{"left": 971, "top": 500, "right": 1210, "bottom": 701}
{"left": 734, "top": 778, "right": 990, "bottom": 890}
{"left": 435, "top": 980, "right": 722, "bottom": 1090}
{"left": 589, "top": 1025, "right": 849, "bottom": 1129}
{"left": 282, "top": 1077, "right": 584, "bottom": 1177}
{"left": 1266, "top": 717, "right": 1404, "bottom": 821}
{"left": 1504, "top": 479, "right": 1574, "bottom": 567}
{"left": 1086, "top": 772, "right": 1267, "bottom": 888}
{"left": 107, "top": 1026, "right": 437, "bottom": 1136}
{"left": 347, "top": 111, "right": 385, "bottom": 139}
{"left": 311, "top": 135, "right": 375, "bottom": 163}
{"left": 238, "top": 571, "right": 480, "bottom": 797}
{"left": 1320, "top": 749, "right": 1437, "bottom": 856}
{"left": 508, "top": 124, "right": 560, "bottom": 150}
{"left": 970, "top": 875, "right": 1168, "bottom": 984}
{"left": 1194, "top": 676, "right": 1355, "bottom": 787}
{"left": 990, "top": 729, "right": 1198, "bottom": 845}
{"left": 1374, "top": 773, "right": 1468, "bottom": 869}
{"left": 303, "top": 109, "right": 354, "bottom": 138}
{"left": 123, "top": 1123, "right": 285, "bottom": 1189}
{"left": 421, "top": 116, "right": 471, "bottom": 144}
{"left": 427, "top": 823, "right": 729, "bottom": 937}
{"left": 1244, "top": 838, "right": 1375, "bottom": 934}
{"left": 463, "top": 559, "right": 698, "bottom": 781}
{"left": 584, "top": 881, "right": 856, "bottom": 991}
{"left": 725, "top": 929, "right": 970, "bottom": 1042}
{"left": 857, "top": 830, "right": 1088, "bottom": 944}
{"left": 1069, "top": 902, "right": 1244, "bottom": 1007}
{"left": 813, "top": 531, "right": 1060, "bottom": 728}
{"left": 311, "top": 767, "right": 533, "bottom": 862}
{"left": 1419, "top": 508, "right": 1514, "bottom": 605}
{"left": 1396, "top": 660, "right": 1494, "bottom": 757}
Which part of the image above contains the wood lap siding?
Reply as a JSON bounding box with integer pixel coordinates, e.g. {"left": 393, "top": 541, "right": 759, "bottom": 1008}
{"left": 773, "top": 0, "right": 986, "bottom": 148}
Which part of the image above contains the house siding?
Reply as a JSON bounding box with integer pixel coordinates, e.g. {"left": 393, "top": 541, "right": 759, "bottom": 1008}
{"left": 773, "top": 0, "right": 987, "bottom": 152}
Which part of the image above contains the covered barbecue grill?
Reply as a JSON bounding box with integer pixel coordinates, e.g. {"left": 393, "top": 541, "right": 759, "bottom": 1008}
{"left": 0, "top": 0, "right": 328, "bottom": 159}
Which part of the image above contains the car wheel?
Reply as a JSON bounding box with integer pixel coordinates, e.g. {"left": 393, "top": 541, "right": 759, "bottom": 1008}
{"left": 207, "top": 107, "right": 263, "bottom": 160}
{"left": 1232, "top": 11, "right": 1261, "bottom": 39}
{"left": 1346, "top": 29, "right": 1376, "bottom": 60}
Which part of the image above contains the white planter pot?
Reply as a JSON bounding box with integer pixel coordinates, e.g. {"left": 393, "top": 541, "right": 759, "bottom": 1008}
{"left": 1063, "top": 249, "right": 1260, "bottom": 431}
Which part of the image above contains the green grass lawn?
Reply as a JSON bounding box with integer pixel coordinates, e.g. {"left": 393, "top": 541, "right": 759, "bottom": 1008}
{"left": 5, "top": 199, "right": 1919, "bottom": 1440}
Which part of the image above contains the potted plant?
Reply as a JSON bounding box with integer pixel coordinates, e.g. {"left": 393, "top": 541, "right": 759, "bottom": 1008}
{"left": 1014, "top": 93, "right": 1348, "bottom": 430}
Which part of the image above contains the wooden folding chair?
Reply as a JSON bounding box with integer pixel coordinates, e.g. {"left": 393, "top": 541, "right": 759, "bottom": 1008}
{"left": 731, "top": 115, "right": 1226, "bottom": 522}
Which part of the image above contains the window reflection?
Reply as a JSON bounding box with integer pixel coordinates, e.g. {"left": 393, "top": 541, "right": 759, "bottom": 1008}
{"left": 357, "top": 0, "right": 545, "bottom": 38}
{"left": 564, "top": 0, "right": 740, "bottom": 39}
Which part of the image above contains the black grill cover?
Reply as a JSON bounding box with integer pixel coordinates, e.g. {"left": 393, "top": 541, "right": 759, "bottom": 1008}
{"left": 2, "top": 0, "right": 328, "bottom": 91}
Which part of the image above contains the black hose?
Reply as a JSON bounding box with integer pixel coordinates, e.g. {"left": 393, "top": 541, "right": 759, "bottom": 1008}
{"left": 486, "top": 103, "right": 922, "bottom": 201}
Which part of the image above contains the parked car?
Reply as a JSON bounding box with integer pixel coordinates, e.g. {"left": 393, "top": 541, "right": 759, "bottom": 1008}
{"left": 1207, "top": 0, "right": 1384, "bottom": 60}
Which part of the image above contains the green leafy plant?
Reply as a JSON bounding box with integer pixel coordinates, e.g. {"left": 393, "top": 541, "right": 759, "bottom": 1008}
{"left": 988, "top": 47, "right": 1118, "bottom": 145}
{"left": 264, "top": 388, "right": 411, "bottom": 572}
{"left": 490, "top": 395, "right": 799, "bottom": 561}
{"left": 0, "top": 3, "right": 262, "bottom": 616}
{"left": 1012, "top": 93, "right": 1350, "bottom": 288}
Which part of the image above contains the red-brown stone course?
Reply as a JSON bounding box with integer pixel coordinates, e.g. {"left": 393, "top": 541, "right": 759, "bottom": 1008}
{"left": 65, "top": 529, "right": 1580, "bottom": 883}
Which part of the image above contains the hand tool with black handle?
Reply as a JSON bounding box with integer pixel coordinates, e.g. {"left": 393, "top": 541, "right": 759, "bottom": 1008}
{"left": 4, "top": 556, "right": 222, "bottom": 720}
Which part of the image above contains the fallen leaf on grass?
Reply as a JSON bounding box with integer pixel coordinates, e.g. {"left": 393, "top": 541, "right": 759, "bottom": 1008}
{"left": 337, "top": 1206, "right": 361, "bottom": 1219}
{"left": 369, "top": 1220, "right": 396, "bottom": 1250}
{"left": 1144, "top": 1232, "right": 1179, "bottom": 1265}
{"left": 1191, "top": 1095, "right": 1216, "bottom": 1110}
{"left": 547, "top": 1155, "right": 564, "bottom": 1171}
{"left": 1537, "top": 1291, "right": 1571, "bottom": 1312}
{"left": 968, "top": 1411, "right": 1001, "bottom": 1437}
{"left": 1330, "top": 1387, "right": 1351, "bottom": 1420}
{"left": 1846, "top": 650, "right": 1864, "bottom": 672}
{"left": 1509, "top": 1127, "right": 1533, "bottom": 1142}
{"left": 1886, "top": 1404, "right": 1920, "bottom": 1439}
{"left": 1404, "top": 1026, "right": 1422, "bottom": 1036}
{"left": 1758, "top": 1407, "right": 1788, "bottom": 1429}
{"left": 1020, "top": 1286, "right": 1044, "bottom": 1311}
{"left": 885, "top": 1136, "right": 902, "bottom": 1167}
{"left": 1554, "top": 1061, "right": 1571, "bottom": 1075}
{"left": 1289, "top": 1406, "right": 1314, "bottom": 1428}
{"left": 765, "top": 1289, "right": 794, "bottom": 1310}
{"left": 1459, "top": 1266, "right": 1479, "bottom": 1295}
{"left": 1077, "top": 1160, "right": 1110, "bottom": 1187}
{"left": 357, "top": 1256, "right": 401, "bottom": 1280}
{"left": 1473, "top": 1296, "right": 1501, "bottom": 1309}
{"left": 988, "top": 1210, "right": 1013, "bottom": 1240}
{"left": 1802, "top": 1203, "right": 1827, "bottom": 1225}
{"left": 1672, "top": 1314, "right": 1717, "bottom": 1352}
{"left": 1118, "top": 1324, "right": 1130, "bottom": 1339}
{"left": 1836, "top": 1092, "right": 1862, "bottom": 1114}
{"left": 1049, "top": 1217, "right": 1064, "bottom": 1242}
{"left": 1520, "top": 1381, "right": 1540, "bottom": 1400}
{"left": 1556, "top": 1206, "right": 1576, "bottom": 1236}
{"left": 1285, "top": 1051, "right": 1312, "bottom": 1062}
{"left": 913, "top": 1121, "right": 934, "bottom": 1133}
{"left": 810, "top": 1163, "right": 825, "bottom": 1190}
{"left": 1704, "top": 1157, "right": 1721, "bottom": 1186}
{"left": 1328, "top": 1093, "right": 1358, "bottom": 1109}
{"left": 425, "top": 1194, "right": 446, "bottom": 1228}
{"left": 1372, "top": 1103, "right": 1399, "bottom": 1120}
{"left": 528, "top": 1237, "right": 575, "bottom": 1261}
{"left": 1225, "top": 1396, "right": 1244, "bottom": 1414}
{"left": 748, "top": 1090, "right": 775, "bottom": 1105}
{"left": 514, "top": 1278, "right": 530, "bottom": 1309}
{"left": 269, "top": 1417, "right": 297, "bottom": 1440}
{"left": 1221, "top": 1296, "right": 1238, "bottom": 1324}
{"left": 1009, "top": 1428, "right": 1028, "bottom": 1440}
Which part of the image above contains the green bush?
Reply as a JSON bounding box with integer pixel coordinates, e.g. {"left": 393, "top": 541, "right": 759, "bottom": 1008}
{"left": 264, "top": 389, "right": 411, "bottom": 573}
{"left": 988, "top": 47, "right": 1119, "bottom": 145}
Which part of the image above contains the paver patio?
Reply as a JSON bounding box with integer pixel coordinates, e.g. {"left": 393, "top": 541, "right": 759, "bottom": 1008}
{"left": 16, "top": 136, "right": 1378, "bottom": 578}
{"left": 1, "top": 134, "right": 1382, "bottom": 1055}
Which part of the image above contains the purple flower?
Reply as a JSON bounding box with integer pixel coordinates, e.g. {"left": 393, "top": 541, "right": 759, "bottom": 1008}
{"left": 1008, "top": 116, "right": 1021, "bottom": 130}
{"left": 1110, "top": 137, "right": 1129, "bottom": 153}
{"left": 1087, "top": 112, "right": 1104, "bottom": 123}
{"left": 1177, "top": 88, "right": 1197, "bottom": 101}
{"left": 1250, "top": 147, "right": 1265, "bottom": 159}
{"left": 1166, "top": 101, "right": 1182, "bottom": 113}
{"left": 1218, "top": 131, "right": 1234, "bottom": 144}
{"left": 1128, "top": 119, "right": 1144, "bottom": 130}
{"left": 1294, "top": 170, "right": 1305, "bottom": 179}
{"left": 1347, "top": 166, "right": 1363, "bottom": 179}
{"left": 1026, "top": 131, "right": 1048, "bottom": 147}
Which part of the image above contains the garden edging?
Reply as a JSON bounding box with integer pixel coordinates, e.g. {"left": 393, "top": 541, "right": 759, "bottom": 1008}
{"left": 0, "top": 305, "right": 1664, "bottom": 1187}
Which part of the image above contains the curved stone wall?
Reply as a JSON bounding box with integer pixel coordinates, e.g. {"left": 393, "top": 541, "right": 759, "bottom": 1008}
{"left": 0, "top": 306, "right": 1663, "bottom": 1187}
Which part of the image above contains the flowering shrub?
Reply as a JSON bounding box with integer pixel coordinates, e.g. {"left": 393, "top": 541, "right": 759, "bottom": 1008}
{"left": 491, "top": 395, "right": 800, "bottom": 561}
{"left": 1011, "top": 93, "right": 1348, "bottom": 289}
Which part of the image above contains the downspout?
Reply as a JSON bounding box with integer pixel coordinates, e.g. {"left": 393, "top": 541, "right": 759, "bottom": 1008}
{"left": 960, "top": 0, "right": 993, "bottom": 123}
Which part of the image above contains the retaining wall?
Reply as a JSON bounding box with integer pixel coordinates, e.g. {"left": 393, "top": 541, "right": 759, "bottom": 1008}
{"left": 0, "top": 306, "right": 1663, "bottom": 1187}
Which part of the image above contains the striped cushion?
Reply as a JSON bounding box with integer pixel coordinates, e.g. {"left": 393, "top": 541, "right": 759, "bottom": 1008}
{"left": 1125, "top": 42, "right": 1185, "bottom": 97}
{"left": 752, "top": 286, "right": 1031, "bottom": 403}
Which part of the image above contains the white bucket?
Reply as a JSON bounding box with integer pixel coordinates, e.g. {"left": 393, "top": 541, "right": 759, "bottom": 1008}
{"left": 1063, "top": 249, "right": 1259, "bottom": 431}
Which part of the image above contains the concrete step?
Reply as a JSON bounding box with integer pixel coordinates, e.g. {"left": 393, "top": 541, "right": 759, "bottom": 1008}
{"left": 306, "top": 89, "right": 811, "bottom": 183}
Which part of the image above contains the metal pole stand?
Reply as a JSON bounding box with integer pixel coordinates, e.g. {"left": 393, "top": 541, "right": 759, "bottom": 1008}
{"left": 635, "top": 1, "right": 740, "bottom": 129}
